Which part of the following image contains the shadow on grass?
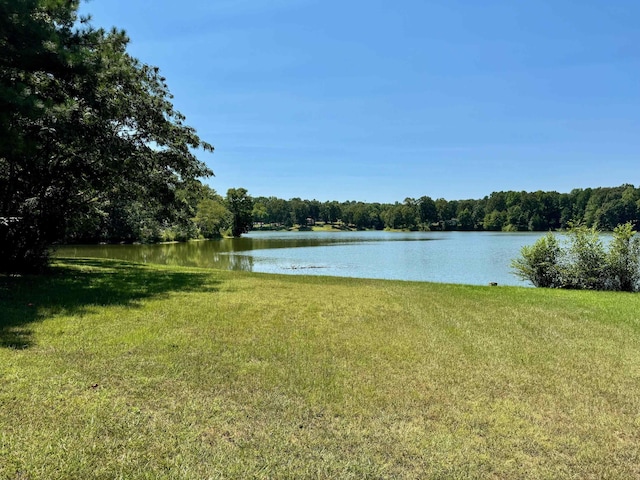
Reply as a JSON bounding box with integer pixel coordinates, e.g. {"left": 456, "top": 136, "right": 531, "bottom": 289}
{"left": 0, "top": 258, "right": 219, "bottom": 349}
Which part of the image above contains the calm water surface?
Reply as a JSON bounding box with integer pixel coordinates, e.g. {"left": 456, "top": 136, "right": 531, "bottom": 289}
{"left": 56, "top": 231, "right": 547, "bottom": 286}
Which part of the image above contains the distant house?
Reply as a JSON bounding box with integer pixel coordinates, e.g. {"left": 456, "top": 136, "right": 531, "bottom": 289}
{"left": 305, "top": 217, "right": 315, "bottom": 226}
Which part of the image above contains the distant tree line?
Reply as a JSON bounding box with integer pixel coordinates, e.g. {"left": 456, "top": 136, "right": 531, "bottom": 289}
{"left": 62, "top": 182, "right": 639, "bottom": 246}
{"left": 252, "top": 184, "right": 640, "bottom": 232}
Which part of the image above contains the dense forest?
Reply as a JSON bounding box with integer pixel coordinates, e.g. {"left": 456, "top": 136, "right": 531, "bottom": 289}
{"left": 58, "top": 183, "right": 640, "bottom": 244}
{"left": 252, "top": 184, "right": 640, "bottom": 232}
{"left": 66, "top": 181, "right": 637, "bottom": 239}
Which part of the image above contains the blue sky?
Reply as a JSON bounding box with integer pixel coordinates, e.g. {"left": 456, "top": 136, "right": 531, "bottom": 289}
{"left": 80, "top": 0, "right": 640, "bottom": 203}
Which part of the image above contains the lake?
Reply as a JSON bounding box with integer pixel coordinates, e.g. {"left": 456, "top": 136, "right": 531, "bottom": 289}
{"left": 55, "top": 230, "right": 547, "bottom": 286}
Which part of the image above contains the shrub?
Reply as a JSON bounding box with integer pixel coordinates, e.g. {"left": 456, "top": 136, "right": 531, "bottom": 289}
{"left": 562, "top": 225, "right": 608, "bottom": 290}
{"left": 512, "top": 222, "right": 640, "bottom": 292}
{"left": 607, "top": 222, "right": 640, "bottom": 292}
{"left": 511, "top": 232, "right": 563, "bottom": 288}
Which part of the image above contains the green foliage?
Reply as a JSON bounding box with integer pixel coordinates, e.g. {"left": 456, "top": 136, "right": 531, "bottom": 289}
{"left": 226, "top": 188, "right": 253, "bottom": 237}
{"left": 251, "top": 185, "right": 640, "bottom": 234}
{"left": 0, "top": 0, "right": 213, "bottom": 272}
{"left": 194, "top": 198, "right": 231, "bottom": 238}
{"left": 457, "top": 208, "right": 474, "bottom": 230}
{"left": 251, "top": 202, "right": 268, "bottom": 224}
{"left": 289, "top": 197, "right": 309, "bottom": 226}
{"left": 562, "top": 225, "right": 608, "bottom": 290}
{"left": 607, "top": 222, "right": 640, "bottom": 292}
{"left": 483, "top": 210, "right": 506, "bottom": 231}
{"left": 512, "top": 222, "right": 640, "bottom": 291}
{"left": 380, "top": 203, "right": 406, "bottom": 229}
{"left": 512, "top": 233, "right": 563, "bottom": 288}
{"left": 418, "top": 195, "right": 438, "bottom": 224}
{"left": 320, "top": 201, "right": 341, "bottom": 224}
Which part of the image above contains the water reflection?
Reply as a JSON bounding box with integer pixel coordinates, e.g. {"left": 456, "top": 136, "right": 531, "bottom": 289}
{"left": 56, "top": 239, "right": 256, "bottom": 271}
{"left": 55, "top": 232, "right": 435, "bottom": 270}
{"left": 55, "top": 231, "right": 545, "bottom": 286}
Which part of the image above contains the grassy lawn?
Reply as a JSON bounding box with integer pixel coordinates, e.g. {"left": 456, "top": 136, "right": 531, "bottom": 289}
{"left": 1, "top": 259, "right": 640, "bottom": 479}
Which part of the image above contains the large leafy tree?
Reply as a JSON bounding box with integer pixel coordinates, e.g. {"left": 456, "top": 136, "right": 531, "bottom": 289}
{"left": 226, "top": 188, "right": 253, "bottom": 237}
{"left": 194, "top": 187, "right": 231, "bottom": 239}
{"left": 0, "top": 0, "right": 213, "bottom": 272}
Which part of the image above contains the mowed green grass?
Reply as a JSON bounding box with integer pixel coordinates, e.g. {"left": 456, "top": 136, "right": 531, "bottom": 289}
{"left": 1, "top": 259, "right": 640, "bottom": 479}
